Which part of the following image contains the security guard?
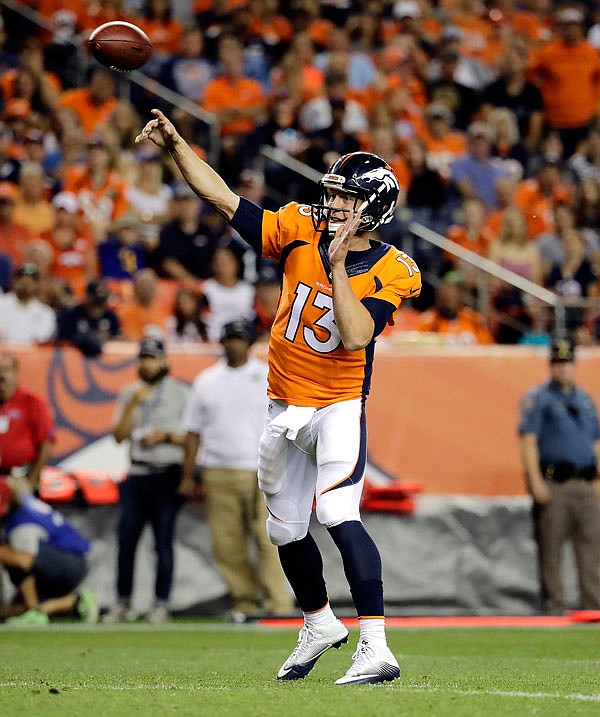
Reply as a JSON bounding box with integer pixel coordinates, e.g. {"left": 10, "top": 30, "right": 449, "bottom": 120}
{"left": 104, "top": 336, "right": 190, "bottom": 624}
{"left": 518, "top": 337, "right": 600, "bottom": 613}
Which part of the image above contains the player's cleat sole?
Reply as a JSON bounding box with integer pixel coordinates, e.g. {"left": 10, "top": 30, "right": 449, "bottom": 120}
{"left": 277, "top": 619, "right": 349, "bottom": 680}
{"left": 334, "top": 640, "right": 400, "bottom": 685}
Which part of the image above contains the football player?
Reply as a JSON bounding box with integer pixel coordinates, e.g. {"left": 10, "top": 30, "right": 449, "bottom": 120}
{"left": 136, "top": 110, "right": 421, "bottom": 685}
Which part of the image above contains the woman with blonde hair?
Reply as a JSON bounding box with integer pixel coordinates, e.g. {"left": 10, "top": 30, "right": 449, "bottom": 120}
{"left": 488, "top": 205, "right": 543, "bottom": 342}
{"left": 487, "top": 106, "right": 529, "bottom": 172}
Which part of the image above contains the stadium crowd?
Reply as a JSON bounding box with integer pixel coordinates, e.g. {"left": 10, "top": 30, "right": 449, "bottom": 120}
{"left": 1, "top": 0, "right": 600, "bottom": 348}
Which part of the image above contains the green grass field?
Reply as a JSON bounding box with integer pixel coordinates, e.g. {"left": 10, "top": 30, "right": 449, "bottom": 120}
{"left": 1, "top": 623, "right": 599, "bottom": 717}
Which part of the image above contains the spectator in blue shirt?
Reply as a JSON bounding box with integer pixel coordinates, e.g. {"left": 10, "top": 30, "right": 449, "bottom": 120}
{"left": 0, "top": 475, "right": 97, "bottom": 625}
{"left": 98, "top": 213, "right": 149, "bottom": 280}
{"left": 450, "top": 121, "right": 511, "bottom": 210}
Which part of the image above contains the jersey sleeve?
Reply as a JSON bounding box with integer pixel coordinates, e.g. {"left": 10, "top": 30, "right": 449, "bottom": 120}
{"left": 261, "top": 202, "right": 313, "bottom": 262}
{"left": 371, "top": 249, "right": 422, "bottom": 328}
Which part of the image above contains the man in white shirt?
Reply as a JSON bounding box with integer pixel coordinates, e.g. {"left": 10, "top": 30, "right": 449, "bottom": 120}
{"left": 181, "top": 319, "right": 293, "bottom": 621}
{"left": 0, "top": 263, "right": 56, "bottom": 344}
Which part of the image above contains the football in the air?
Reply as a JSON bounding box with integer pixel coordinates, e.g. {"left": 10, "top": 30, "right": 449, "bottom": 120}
{"left": 88, "top": 21, "right": 153, "bottom": 72}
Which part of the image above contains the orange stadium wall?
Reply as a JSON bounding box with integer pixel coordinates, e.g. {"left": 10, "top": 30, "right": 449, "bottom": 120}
{"left": 8, "top": 344, "right": 600, "bottom": 497}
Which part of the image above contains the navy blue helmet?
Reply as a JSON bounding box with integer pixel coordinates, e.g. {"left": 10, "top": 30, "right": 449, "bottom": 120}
{"left": 312, "top": 152, "right": 400, "bottom": 233}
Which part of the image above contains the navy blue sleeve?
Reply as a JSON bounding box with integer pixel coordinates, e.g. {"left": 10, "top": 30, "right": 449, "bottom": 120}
{"left": 361, "top": 297, "right": 396, "bottom": 338}
{"left": 229, "top": 197, "right": 264, "bottom": 254}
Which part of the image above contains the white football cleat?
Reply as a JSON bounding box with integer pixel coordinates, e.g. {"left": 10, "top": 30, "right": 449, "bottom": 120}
{"left": 277, "top": 619, "right": 349, "bottom": 680}
{"left": 334, "top": 640, "right": 400, "bottom": 685}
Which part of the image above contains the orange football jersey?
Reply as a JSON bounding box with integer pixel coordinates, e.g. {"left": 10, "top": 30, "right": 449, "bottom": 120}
{"left": 261, "top": 202, "right": 421, "bottom": 407}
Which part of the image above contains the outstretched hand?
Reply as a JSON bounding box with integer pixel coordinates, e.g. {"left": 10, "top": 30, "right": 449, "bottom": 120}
{"left": 135, "top": 108, "right": 179, "bottom": 149}
{"left": 328, "top": 206, "right": 363, "bottom": 267}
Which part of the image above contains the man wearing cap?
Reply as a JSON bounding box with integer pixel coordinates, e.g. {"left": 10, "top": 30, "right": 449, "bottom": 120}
{"left": 0, "top": 262, "right": 56, "bottom": 345}
{"left": 104, "top": 337, "right": 190, "bottom": 624}
{"left": 56, "top": 278, "right": 121, "bottom": 357}
{"left": 527, "top": 6, "right": 600, "bottom": 158}
{"left": 518, "top": 337, "right": 600, "bottom": 614}
{"left": 450, "top": 121, "right": 511, "bottom": 209}
{"left": 181, "top": 320, "right": 293, "bottom": 622}
{"left": 42, "top": 192, "right": 96, "bottom": 299}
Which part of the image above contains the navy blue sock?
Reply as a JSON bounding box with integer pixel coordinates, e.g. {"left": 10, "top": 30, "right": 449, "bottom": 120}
{"left": 327, "top": 521, "right": 384, "bottom": 617}
{"left": 278, "top": 533, "right": 328, "bottom": 613}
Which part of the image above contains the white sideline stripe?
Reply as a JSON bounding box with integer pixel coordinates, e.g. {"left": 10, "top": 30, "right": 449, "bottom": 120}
{"left": 397, "top": 685, "right": 600, "bottom": 702}
{"left": 1, "top": 681, "right": 599, "bottom": 702}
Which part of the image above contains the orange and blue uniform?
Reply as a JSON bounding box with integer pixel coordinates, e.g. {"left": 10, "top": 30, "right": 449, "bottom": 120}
{"left": 256, "top": 202, "right": 421, "bottom": 407}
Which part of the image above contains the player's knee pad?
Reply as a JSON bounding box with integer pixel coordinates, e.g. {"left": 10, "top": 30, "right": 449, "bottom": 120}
{"left": 266, "top": 515, "right": 309, "bottom": 546}
{"left": 315, "top": 490, "right": 360, "bottom": 528}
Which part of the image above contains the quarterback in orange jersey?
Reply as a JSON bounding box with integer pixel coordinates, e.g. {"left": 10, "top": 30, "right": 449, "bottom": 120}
{"left": 136, "top": 110, "right": 421, "bottom": 686}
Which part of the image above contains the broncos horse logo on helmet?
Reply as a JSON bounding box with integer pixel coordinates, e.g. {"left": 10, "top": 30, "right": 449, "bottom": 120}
{"left": 311, "top": 152, "right": 400, "bottom": 234}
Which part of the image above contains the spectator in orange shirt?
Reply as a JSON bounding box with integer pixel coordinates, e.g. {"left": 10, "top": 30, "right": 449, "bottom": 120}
{"left": 76, "top": 0, "right": 130, "bottom": 35}
{"left": 62, "top": 132, "right": 130, "bottom": 243}
{"left": 203, "top": 35, "right": 266, "bottom": 137}
{"left": 202, "top": 34, "right": 266, "bottom": 182}
{"left": 41, "top": 192, "right": 97, "bottom": 299}
{"left": 12, "top": 162, "right": 54, "bottom": 236}
{"left": 2, "top": 100, "right": 32, "bottom": 160}
{"left": 420, "top": 102, "right": 467, "bottom": 180}
{"left": 445, "top": 195, "right": 495, "bottom": 290}
{"left": 417, "top": 280, "right": 494, "bottom": 344}
{"left": 527, "top": 6, "right": 600, "bottom": 157}
{"left": 246, "top": 0, "right": 293, "bottom": 55}
{"left": 0, "top": 181, "right": 32, "bottom": 267}
{"left": 56, "top": 68, "right": 119, "bottom": 136}
{"left": 488, "top": 0, "right": 552, "bottom": 44}
{"left": 0, "top": 38, "right": 61, "bottom": 115}
{"left": 514, "top": 156, "right": 572, "bottom": 239}
{"left": 115, "top": 269, "right": 171, "bottom": 341}
{"left": 482, "top": 175, "right": 519, "bottom": 238}
{"left": 287, "top": 0, "right": 334, "bottom": 50}
{"left": 449, "top": 0, "right": 493, "bottom": 62}
{"left": 137, "top": 0, "right": 183, "bottom": 58}
{"left": 269, "top": 33, "right": 325, "bottom": 106}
